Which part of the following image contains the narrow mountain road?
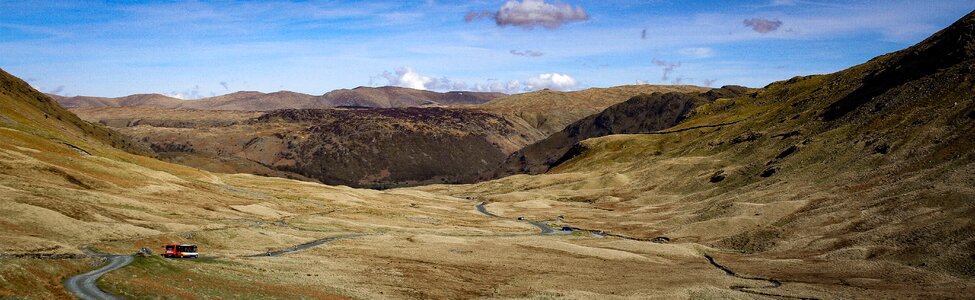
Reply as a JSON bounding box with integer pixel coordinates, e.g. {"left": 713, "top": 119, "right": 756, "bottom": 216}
{"left": 705, "top": 254, "right": 819, "bottom": 300}
{"left": 475, "top": 202, "right": 498, "bottom": 217}
{"left": 65, "top": 255, "right": 133, "bottom": 300}
{"left": 474, "top": 200, "right": 817, "bottom": 298}
{"left": 247, "top": 234, "right": 366, "bottom": 257}
{"left": 474, "top": 202, "right": 571, "bottom": 235}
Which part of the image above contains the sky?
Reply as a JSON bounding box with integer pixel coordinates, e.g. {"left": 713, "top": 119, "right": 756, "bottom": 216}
{"left": 1, "top": 0, "right": 973, "bottom": 99}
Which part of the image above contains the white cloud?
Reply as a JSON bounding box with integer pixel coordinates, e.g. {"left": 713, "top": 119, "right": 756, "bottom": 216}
{"left": 466, "top": 0, "right": 589, "bottom": 29}
{"left": 524, "top": 73, "right": 579, "bottom": 91}
{"left": 383, "top": 67, "right": 433, "bottom": 90}
{"left": 679, "top": 47, "right": 715, "bottom": 58}
{"left": 166, "top": 85, "right": 203, "bottom": 99}
{"left": 376, "top": 68, "right": 579, "bottom": 93}
{"left": 379, "top": 67, "right": 469, "bottom": 91}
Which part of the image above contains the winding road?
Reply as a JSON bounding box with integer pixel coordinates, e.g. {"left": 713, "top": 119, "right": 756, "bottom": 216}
{"left": 474, "top": 202, "right": 571, "bottom": 235}
{"left": 705, "top": 254, "right": 818, "bottom": 300}
{"left": 65, "top": 255, "right": 133, "bottom": 300}
{"left": 474, "top": 202, "right": 499, "bottom": 218}
{"left": 475, "top": 201, "right": 816, "bottom": 299}
{"left": 248, "top": 234, "right": 366, "bottom": 257}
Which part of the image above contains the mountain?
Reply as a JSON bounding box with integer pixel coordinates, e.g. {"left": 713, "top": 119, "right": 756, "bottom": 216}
{"left": 184, "top": 90, "right": 323, "bottom": 110}
{"left": 72, "top": 106, "right": 544, "bottom": 188}
{"left": 492, "top": 86, "right": 749, "bottom": 177}
{"left": 51, "top": 86, "right": 506, "bottom": 111}
{"left": 418, "top": 10, "right": 975, "bottom": 297}
{"left": 479, "top": 84, "right": 710, "bottom": 136}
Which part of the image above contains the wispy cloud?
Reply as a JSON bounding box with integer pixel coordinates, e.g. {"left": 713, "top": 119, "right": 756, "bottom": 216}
{"left": 47, "top": 85, "right": 66, "bottom": 95}
{"left": 510, "top": 49, "right": 545, "bottom": 57}
{"left": 744, "top": 18, "right": 783, "bottom": 33}
{"left": 652, "top": 59, "right": 681, "bottom": 81}
{"left": 679, "top": 47, "right": 715, "bottom": 58}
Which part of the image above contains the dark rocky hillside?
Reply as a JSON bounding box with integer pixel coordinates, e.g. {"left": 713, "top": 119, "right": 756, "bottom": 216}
{"left": 76, "top": 106, "right": 543, "bottom": 188}
{"left": 252, "top": 108, "right": 538, "bottom": 188}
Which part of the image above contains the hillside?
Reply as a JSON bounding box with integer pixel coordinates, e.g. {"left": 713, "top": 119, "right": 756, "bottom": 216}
{"left": 2, "top": 67, "right": 785, "bottom": 299}
{"left": 479, "top": 84, "right": 710, "bottom": 135}
{"left": 51, "top": 86, "right": 506, "bottom": 111}
{"left": 492, "top": 86, "right": 748, "bottom": 177}
{"left": 418, "top": 10, "right": 975, "bottom": 298}
{"left": 0, "top": 70, "right": 152, "bottom": 156}
{"left": 73, "top": 106, "right": 544, "bottom": 188}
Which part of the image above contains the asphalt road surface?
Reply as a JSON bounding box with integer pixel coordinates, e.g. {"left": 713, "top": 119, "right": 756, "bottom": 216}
{"left": 65, "top": 255, "right": 133, "bottom": 300}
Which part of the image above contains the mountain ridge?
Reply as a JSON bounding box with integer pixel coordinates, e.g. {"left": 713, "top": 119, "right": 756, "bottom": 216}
{"left": 49, "top": 86, "right": 506, "bottom": 111}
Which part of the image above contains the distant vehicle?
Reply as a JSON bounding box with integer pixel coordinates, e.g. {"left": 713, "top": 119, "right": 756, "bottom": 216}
{"left": 163, "top": 244, "right": 198, "bottom": 258}
{"left": 517, "top": 216, "right": 524, "bottom": 220}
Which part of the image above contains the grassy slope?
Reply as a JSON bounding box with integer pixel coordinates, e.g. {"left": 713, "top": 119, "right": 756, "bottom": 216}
{"left": 417, "top": 10, "right": 975, "bottom": 294}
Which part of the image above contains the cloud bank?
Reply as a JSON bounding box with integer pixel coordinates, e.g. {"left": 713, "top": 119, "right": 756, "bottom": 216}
{"left": 466, "top": 0, "right": 589, "bottom": 29}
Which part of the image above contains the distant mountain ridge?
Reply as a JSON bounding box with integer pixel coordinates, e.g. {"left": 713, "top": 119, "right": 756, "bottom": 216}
{"left": 49, "top": 86, "right": 506, "bottom": 111}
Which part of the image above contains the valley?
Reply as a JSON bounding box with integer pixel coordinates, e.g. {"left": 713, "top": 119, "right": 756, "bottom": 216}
{"left": 0, "top": 7, "right": 973, "bottom": 300}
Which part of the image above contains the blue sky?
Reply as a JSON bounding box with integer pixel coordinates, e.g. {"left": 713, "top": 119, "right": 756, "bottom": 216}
{"left": 1, "top": 0, "right": 973, "bottom": 98}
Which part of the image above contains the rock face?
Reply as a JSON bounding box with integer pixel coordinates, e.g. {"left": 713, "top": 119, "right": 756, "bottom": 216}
{"left": 50, "top": 86, "right": 506, "bottom": 111}
{"left": 492, "top": 86, "right": 748, "bottom": 177}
